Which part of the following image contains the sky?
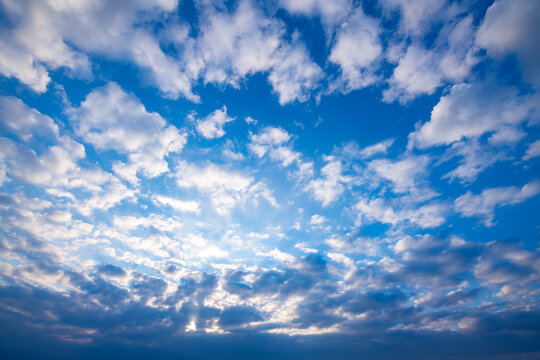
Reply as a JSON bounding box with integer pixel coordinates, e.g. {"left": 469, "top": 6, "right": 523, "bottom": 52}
{"left": 0, "top": 0, "right": 540, "bottom": 359}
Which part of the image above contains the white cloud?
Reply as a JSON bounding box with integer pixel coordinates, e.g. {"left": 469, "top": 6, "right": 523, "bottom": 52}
{"left": 245, "top": 116, "right": 258, "bottom": 125}
{"left": 523, "top": 140, "right": 540, "bottom": 161}
{"left": 355, "top": 197, "right": 447, "bottom": 229}
{"left": 152, "top": 195, "right": 200, "bottom": 214}
{"left": 306, "top": 158, "right": 350, "bottom": 206}
{"left": 248, "top": 127, "right": 301, "bottom": 167}
{"left": 0, "top": 37, "right": 51, "bottom": 93}
{"left": 0, "top": 0, "right": 196, "bottom": 99}
{"left": 249, "top": 127, "right": 291, "bottom": 149}
{"left": 310, "top": 214, "right": 327, "bottom": 225}
{"left": 325, "top": 235, "right": 380, "bottom": 256}
{"left": 269, "top": 146, "right": 300, "bottom": 167}
{"left": 359, "top": 139, "right": 395, "bottom": 159}
{"left": 175, "top": 161, "right": 276, "bottom": 215}
{"left": 441, "top": 140, "right": 505, "bottom": 184}
{"left": 476, "top": 0, "right": 540, "bottom": 87}
{"left": 0, "top": 136, "right": 84, "bottom": 186}
{"left": 75, "top": 179, "right": 137, "bottom": 216}
{"left": 455, "top": 181, "right": 540, "bottom": 226}
{"left": 0, "top": 96, "right": 138, "bottom": 216}
{"left": 113, "top": 214, "right": 183, "bottom": 233}
{"left": 267, "top": 42, "right": 322, "bottom": 105}
{"left": 383, "top": 45, "right": 442, "bottom": 102}
{"left": 409, "top": 82, "right": 537, "bottom": 149}
{"left": 368, "top": 155, "right": 430, "bottom": 194}
{"left": 256, "top": 247, "right": 295, "bottom": 263}
{"left": 383, "top": 15, "right": 478, "bottom": 103}
{"left": 488, "top": 126, "right": 526, "bottom": 147}
{"left": 222, "top": 139, "right": 245, "bottom": 161}
{"left": 195, "top": 106, "right": 235, "bottom": 139}
{"left": 193, "top": 0, "right": 282, "bottom": 85}
{"left": 69, "top": 82, "right": 186, "bottom": 182}
{"left": 380, "top": 0, "right": 447, "bottom": 37}
{"left": 188, "top": 1, "right": 321, "bottom": 104}
{"left": 279, "top": 0, "right": 351, "bottom": 27}
{"left": 328, "top": 7, "right": 382, "bottom": 92}
{"left": 0, "top": 96, "right": 59, "bottom": 141}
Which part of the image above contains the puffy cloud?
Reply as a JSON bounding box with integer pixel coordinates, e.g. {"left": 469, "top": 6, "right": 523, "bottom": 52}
{"left": 175, "top": 161, "right": 276, "bottom": 215}
{"left": 380, "top": 0, "right": 447, "bottom": 37}
{"left": 0, "top": 96, "right": 59, "bottom": 141}
{"left": 195, "top": 106, "right": 235, "bottom": 139}
{"left": 358, "top": 139, "right": 395, "bottom": 159}
{"left": 0, "top": 36, "right": 51, "bottom": 93}
{"left": 69, "top": 82, "right": 186, "bottom": 182}
{"left": 0, "top": 94, "right": 138, "bottom": 215}
{"left": 268, "top": 43, "right": 323, "bottom": 105}
{"left": 152, "top": 195, "right": 200, "bottom": 214}
{"left": 0, "top": 137, "right": 84, "bottom": 185}
{"left": 113, "top": 214, "right": 183, "bottom": 233}
{"left": 367, "top": 155, "right": 430, "bottom": 194}
{"left": 309, "top": 214, "right": 327, "bottom": 225}
{"left": 248, "top": 126, "right": 301, "bottom": 167}
{"left": 0, "top": 97, "right": 85, "bottom": 186}
{"left": 192, "top": 0, "right": 283, "bottom": 85}
{"left": 328, "top": 7, "right": 382, "bottom": 92}
{"left": 354, "top": 197, "right": 447, "bottom": 229}
{"left": 409, "top": 82, "right": 537, "bottom": 149}
{"left": 0, "top": 0, "right": 196, "bottom": 99}
{"left": 389, "top": 234, "right": 482, "bottom": 288}
{"left": 474, "top": 239, "right": 540, "bottom": 286}
{"left": 384, "top": 15, "right": 478, "bottom": 103}
{"left": 441, "top": 140, "right": 506, "bottom": 184}
{"left": 279, "top": 0, "right": 352, "bottom": 27}
{"left": 249, "top": 127, "right": 291, "bottom": 150}
{"left": 455, "top": 181, "right": 540, "bottom": 226}
{"left": 523, "top": 140, "right": 540, "bottom": 161}
{"left": 305, "top": 158, "right": 351, "bottom": 206}
{"left": 476, "top": 0, "right": 540, "bottom": 87}
{"left": 183, "top": 0, "right": 321, "bottom": 104}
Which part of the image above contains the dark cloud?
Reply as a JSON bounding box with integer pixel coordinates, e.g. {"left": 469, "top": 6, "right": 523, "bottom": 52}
{"left": 96, "top": 264, "right": 127, "bottom": 277}
{"left": 219, "top": 306, "right": 263, "bottom": 328}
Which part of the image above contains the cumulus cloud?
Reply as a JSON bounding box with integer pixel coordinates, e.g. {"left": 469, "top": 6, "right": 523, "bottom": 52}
{"left": 380, "top": 0, "right": 448, "bottom": 37}
{"left": 279, "top": 0, "right": 352, "bottom": 28}
{"left": 441, "top": 140, "right": 506, "bottom": 184}
{"left": 523, "top": 140, "right": 540, "bottom": 161}
{"left": 181, "top": 0, "right": 322, "bottom": 104}
{"left": 367, "top": 155, "right": 430, "bottom": 194}
{"left": 476, "top": 0, "right": 540, "bottom": 87}
{"left": 0, "top": 97, "right": 85, "bottom": 187}
{"left": 355, "top": 197, "right": 447, "bottom": 229}
{"left": 175, "top": 161, "right": 276, "bottom": 215}
{"left": 0, "top": 0, "right": 197, "bottom": 99}
{"left": 248, "top": 126, "right": 303, "bottom": 167}
{"left": 195, "top": 106, "right": 235, "bottom": 139}
{"left": 455, "top": 181, "right": 540, "bottom": 226}
{"left": 328, "top": 7, "right": 382, "bottom": 92}
{"left": 305, "top": 158, "right": 351, "bottom": 206}
{"left": 69, "top": 82, "right": 186, "bottom": 182}
{"left": 358, "top": 139, "right": 395, "bottom": 159}
{"left": 1, "top": 1, "right": 540, "bottom": 357}
{"left": 409, "top": 82, "right": 537, "bottom": 149}
{"left": 268, "top": 42, "right": 323, "bottom": 105}
{"left": 383, "top": 15, "right": 478, "bottom": 103}
{"left": 0, "top": 136, "right": 84, "bottom": 186}
{"left": 0, "top": 96, "right": 59, "bottom": 141}
{"left": 152, "top": 195, "right": 200, "bottom": 214}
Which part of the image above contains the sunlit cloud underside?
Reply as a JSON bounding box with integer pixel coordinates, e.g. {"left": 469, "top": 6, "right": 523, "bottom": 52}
{"left": 1, "top": 0, "right": 540, "bottom": 359}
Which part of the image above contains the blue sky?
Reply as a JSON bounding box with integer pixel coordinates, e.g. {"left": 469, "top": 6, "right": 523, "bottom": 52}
{"left": 1, "top": 0, "right": 540, "bottom": 359}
